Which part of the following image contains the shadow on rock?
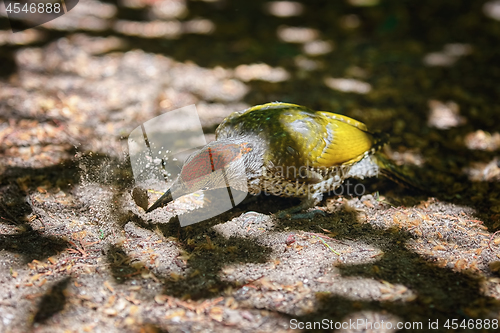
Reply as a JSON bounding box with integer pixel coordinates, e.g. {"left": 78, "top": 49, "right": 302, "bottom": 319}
{"left": 33, "top": 277, "right": 72, "bottom": 324}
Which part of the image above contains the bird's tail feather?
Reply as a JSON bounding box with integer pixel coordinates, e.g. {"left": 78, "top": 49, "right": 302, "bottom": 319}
{"left": 374, "top": 153, "right": 426, "bottom": 191}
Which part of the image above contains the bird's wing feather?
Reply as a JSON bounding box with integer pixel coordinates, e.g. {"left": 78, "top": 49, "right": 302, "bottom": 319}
{"left": 274, "top": 110, "right": 374, "bottom": 168}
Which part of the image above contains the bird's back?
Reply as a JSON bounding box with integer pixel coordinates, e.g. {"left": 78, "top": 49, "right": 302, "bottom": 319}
{"left": 216, "top": 102, "right": 384, "bottom": 175}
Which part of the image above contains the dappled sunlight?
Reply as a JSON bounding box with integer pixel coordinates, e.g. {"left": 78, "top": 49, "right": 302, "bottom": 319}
{"left": 346, "top": 195, "right": 498, "bottom": 274}
{"left": 211, "top": 215, "right": 422, "bottom": 313}
{"left": 465, "top": 130, "right": 500, "bottom": 152}
{"left": 484, "top": 0, "right": 500, "bottom": 21}
{"left": 464, "top": 158, "right": 500, "bottom": 182}
{"left": 149, "top": 0, "right": 189, "bottom": 20}
{"left": 183, "top": 18, "right": 215, "bottom": 34}
{"left": 264, "top": 1, "right": 304, "bottom": 18}
{"left": 302, "top": 39, "right": 334, "bottom": 56}
{"left": 276, "top": 25, "right": 318, "bottom": 43}
{"left": 114, "top": 20, "right": 183, "bottom": 39}
{"left": 195, "top": 102, "right": 250, "bottom": 128}
{"left": 0, "top": 30, "right": 46, "bottom": 46}
{"left": 276, "top": 25, "right": 333, "bottom": 56}
{"left": 481, "top": 277, "right": 500, "bottom": 301}
{"left": 168, "top": 64, "right": 248, "bottom": 102}
{"left": 120, "top": 0, "right": 188, "bottom": 20}
{"left": 403, "top": 208, "right": 492, "bottom": 273}
{"left": 423, "top": 43, "right": 473, "bottom": 67}
{"left": 114, "top": 19, "right": 215, "bottom": 38}
{"left": 383, "top": 146, "right": 425, "bottom": 167}
{"left": 427, "top": 100, "right": 466, "bottom": 130}
{"left": 234, "top": 63, "right": 289, "bottom": 82}
{"left": 324, "top": 77, "right": 372, "bottom": 94}
{"left": 2, "top": 36, "right": 250, "bottom": 164}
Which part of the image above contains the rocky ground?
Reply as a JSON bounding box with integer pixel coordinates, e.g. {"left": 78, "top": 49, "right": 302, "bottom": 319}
{"left": 1, "top": 0, "right": 500, "bottom": 332}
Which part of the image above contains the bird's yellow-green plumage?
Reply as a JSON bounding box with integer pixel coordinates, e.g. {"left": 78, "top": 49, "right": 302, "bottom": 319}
{"left": 216, "top": 102, "right": 378, "bottom": 171}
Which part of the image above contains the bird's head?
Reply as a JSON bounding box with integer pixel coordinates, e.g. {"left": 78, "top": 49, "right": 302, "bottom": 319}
{"left": 146, "top": 138, "right": 258, "bottom": 212}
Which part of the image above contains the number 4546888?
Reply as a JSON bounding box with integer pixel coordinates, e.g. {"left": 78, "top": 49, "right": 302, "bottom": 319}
{"left": 444, "top": 319, "right": 498, "bottom": 330}
{"left": 6, "top": 2, "right": 62, "bottom": 14}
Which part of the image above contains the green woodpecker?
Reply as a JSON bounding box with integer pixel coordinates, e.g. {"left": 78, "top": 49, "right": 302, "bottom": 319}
{"left": 146, "top": 102, "right": 398, "bottom": 215}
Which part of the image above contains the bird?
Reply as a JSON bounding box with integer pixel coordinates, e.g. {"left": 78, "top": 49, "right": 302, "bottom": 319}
{"left": 145, "top": 102, "right": 406, "bottom": 217}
